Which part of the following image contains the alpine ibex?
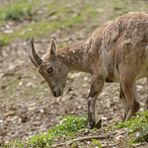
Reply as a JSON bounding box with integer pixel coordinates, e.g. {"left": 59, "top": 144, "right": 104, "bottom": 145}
{"left": 28, "top": 12, "right": 148, "bottom": 129}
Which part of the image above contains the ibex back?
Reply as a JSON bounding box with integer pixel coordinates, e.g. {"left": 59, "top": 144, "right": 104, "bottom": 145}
{"left": 28, "top": 12, "right": 148, "bottom": 129}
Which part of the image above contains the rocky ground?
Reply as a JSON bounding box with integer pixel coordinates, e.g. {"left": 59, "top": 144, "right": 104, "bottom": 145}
{"left": 0, "top": 0, "right": 148, "bottom": 147}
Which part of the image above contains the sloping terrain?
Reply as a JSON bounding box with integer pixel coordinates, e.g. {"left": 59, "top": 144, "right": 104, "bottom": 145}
{"left": 0, "top": 0, "right": 148, "bottom": 147}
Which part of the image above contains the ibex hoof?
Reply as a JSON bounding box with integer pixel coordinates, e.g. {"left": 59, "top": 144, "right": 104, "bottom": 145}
{"left": 87, "top": 120, "right": 95, "bottom": 129}
{"left": 95, "top": 119, "right": 102, "bottom": 129}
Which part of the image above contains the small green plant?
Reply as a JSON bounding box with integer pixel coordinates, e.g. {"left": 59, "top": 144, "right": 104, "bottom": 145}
{"left": 0, "top": 34, "right": 11, "bottom": 46}
{"left": 116, "top": 110, "right": 148, "bottom": 143}
{"left": 92, "top": 139, "right": 102, "bottom": 148}
{"left": 48, "top": 115, "right": 87, "bottom": 137}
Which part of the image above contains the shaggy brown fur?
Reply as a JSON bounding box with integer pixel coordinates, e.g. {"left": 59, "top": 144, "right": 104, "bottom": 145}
{"left": 29, "top": 12, "right": 148, "bottom": 129}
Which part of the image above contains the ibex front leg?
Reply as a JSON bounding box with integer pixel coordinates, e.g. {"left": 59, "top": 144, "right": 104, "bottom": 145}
{"left": 145, "top": 77, "right": 148, "bottom": 110}
{"left": 87, "top": 74, "right": 105, "bottom": 129}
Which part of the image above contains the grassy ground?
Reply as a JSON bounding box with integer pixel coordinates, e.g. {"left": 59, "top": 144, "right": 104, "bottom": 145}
{"left": 0, "top": 0, "right": 97, "bottom": 45}
{"left": 0, "top": 0, "right": 147, "bottom": 45}
{"left": 0, "top": 0, "right": 148, "bottom": 147}
{"left": 2, "top": 111, "right": 148, "bottom": 147}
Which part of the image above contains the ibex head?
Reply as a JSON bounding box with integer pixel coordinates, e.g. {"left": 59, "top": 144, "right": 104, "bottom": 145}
{"left": 29, "top": 39, "right": 68, "bottom": 97}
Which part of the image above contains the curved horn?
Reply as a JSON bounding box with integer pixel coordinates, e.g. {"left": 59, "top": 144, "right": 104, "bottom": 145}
{"left": 29, "top": 54, "right": 38, "bottom": 68}
{"left": 25, "top": 47, "right": 38, "bottom": 68}
{"left": 31, "top": 39, "right": 42, "bottom": 65}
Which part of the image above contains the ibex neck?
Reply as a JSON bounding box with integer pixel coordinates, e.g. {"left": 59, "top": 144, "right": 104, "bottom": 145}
{"left": 57, "top": 41, "right": 90, "bottom": 72}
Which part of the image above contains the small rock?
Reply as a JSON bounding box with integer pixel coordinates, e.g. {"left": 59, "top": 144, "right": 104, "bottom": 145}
{"left": 115, "top": 135, "right": 123, "bottom": 140}
{"left": 4, "top": 111, "right": 15, "bottom": 117}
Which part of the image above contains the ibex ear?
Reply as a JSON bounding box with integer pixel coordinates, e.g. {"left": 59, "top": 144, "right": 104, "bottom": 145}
{"left": 83, "top": 37, "right": 93, "bottom": 49}
{"left": 50, "top": 39, "right": 57, "bottom": 56}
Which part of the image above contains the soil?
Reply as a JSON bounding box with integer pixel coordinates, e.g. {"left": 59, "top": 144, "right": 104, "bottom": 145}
{"left": 0, "top": 0, "right": 148, "bottom": 147}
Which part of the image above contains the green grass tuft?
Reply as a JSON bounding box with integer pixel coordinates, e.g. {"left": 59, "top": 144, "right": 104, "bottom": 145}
{"left": 0, "top": 1, "right": 35, "bottom": 21}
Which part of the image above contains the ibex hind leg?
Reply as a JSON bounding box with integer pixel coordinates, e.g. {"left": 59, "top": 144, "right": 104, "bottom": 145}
{"left": 144, "top": 77, "right": 148, "bottom": 110}
{"left": 119, "top": 84, "right": 129, "bottom": 121}
{"left": 120, "top": 71, "right": 140, "bottom": 121}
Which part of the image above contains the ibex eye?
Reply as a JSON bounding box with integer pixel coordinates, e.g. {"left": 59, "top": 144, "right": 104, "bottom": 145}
{"left": 47, "top": 67, "right": 53, "bottom": 73}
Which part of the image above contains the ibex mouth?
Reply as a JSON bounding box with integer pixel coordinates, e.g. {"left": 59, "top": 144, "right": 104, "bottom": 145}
{"left": 52, "top": 88, "right": 63, "bottom": 97}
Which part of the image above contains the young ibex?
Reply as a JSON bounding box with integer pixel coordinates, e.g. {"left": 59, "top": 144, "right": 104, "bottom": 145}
{"left": 28, "top": 12, "right": 148, "bottom": 129}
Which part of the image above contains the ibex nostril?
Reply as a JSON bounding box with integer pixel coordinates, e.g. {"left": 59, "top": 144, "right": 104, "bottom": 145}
{"left": 53, "top": 90, "right": 56, "bottom": 97}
